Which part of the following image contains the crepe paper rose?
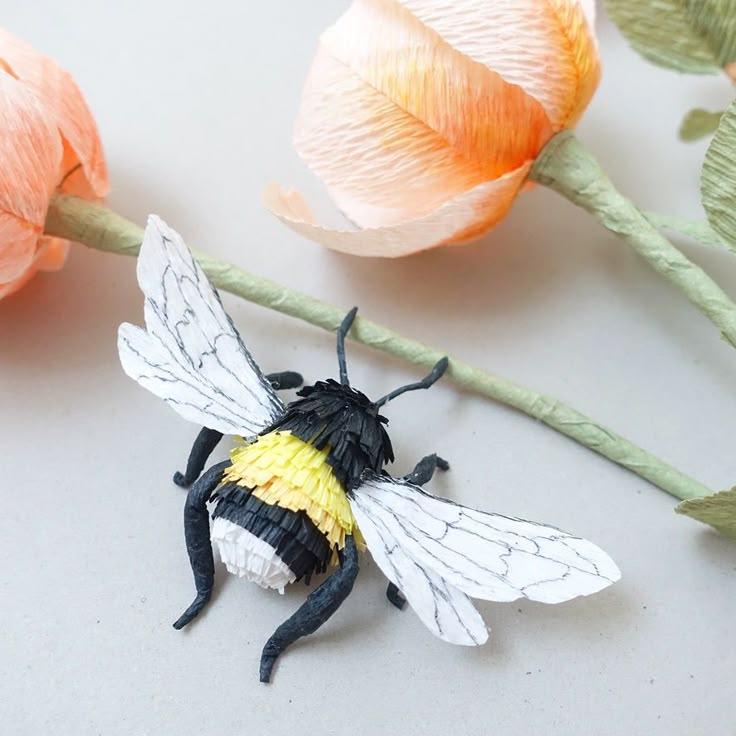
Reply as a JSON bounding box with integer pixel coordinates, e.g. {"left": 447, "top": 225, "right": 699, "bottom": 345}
{"left": 267, "top": 0, "right": 736, "bottom": 351}
{"left": 0, "top": 28, "right": 109, "bottom": 300}
{"left": 266, "top": 0, "right": 599, "bottom": 257}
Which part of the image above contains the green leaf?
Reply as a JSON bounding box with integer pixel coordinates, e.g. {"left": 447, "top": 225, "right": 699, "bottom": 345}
{"left": 701, "top": 101, "right": 736, "bottom": 250}
{"left": 683, "top": 0, "right": 736, "bottom": 67}
{"left": 604, "top": 0, "right": 736, "bottom": 74}
{"left": 679, "top": 108, "right": 725, "bottom": 141}
{"left": 676, "top": 487, "right": 736, "bottom": 539}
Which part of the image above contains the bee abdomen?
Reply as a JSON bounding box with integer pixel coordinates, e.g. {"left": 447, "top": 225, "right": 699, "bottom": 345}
{"left": 212, "top": 485, "right": 332, "bottom": 586}
{"left": 211, "top": 518, "right": 296, "bottom": 592}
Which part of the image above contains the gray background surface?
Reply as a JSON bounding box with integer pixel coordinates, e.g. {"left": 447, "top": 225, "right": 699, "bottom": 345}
{"left": 1, "top": 2, "right": 734, "bottom": 734}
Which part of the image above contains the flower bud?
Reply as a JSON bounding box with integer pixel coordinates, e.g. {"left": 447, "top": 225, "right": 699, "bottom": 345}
{"left": 0, "top": 29, "right": 109, "bottom": 299}
{"left": 268, "top": 0, "right": 599, "bottom": 257}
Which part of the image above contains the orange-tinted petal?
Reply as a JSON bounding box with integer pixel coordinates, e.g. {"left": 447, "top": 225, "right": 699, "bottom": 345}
{"left": 0, "top": 237, "right": 70, "bottom": 300}
{"left": 0, "top": 216, "right": 38, "bottom": 282}
{"left": 265, "top": 162, "right": 531, "bottom": 258}
{"left": 396, "top": 0, "right": 600, "bottom": 129}
{"left": 0, "top": 72, "right": 62, "bottom": 225}
{"left": 297, "top": 45, "right": 489, "bottom": 228}
{"left": 0, "top": 71, "right": 62, "bottom": 284}
{"left": 35, "top": 236, "right": 70, "bottom": 272}
{"left": 0, "top": 28, "right": 109, "bottom": 199}
{"left": 578, "top": 0, "right": 596, "bottom": 27}
{"left": 0, "top": 260, "right": 39, "bottom": 300}
{"left": 296, "top": 0, "right": 551, "bottom": 228}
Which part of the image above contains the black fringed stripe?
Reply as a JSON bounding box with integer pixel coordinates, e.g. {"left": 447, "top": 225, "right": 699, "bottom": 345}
{"left": 212, "top": 483, "right": 332, "bottom": 583}
{"left": 270, "top": 379, "right": 394, "bottom": 490}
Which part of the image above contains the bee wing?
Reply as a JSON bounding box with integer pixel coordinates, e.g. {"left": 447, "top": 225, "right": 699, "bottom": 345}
{"left": 349, "top": 472, "right": 620, "bottom": 644}
{"left": 118, "top": 216, "right": 285, "bottom": 436}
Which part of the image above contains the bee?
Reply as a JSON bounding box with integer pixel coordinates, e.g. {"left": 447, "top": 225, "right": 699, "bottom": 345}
{"left": 118, "top": 216, "right": 620, "bottom": 683}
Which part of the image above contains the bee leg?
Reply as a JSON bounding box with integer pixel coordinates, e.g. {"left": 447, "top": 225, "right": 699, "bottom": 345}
{"left": 266, "top": 371, "right": 304, "bottom": 391}
{"left": 386, "top": 582, "right": 406, "bottom": 610}
{"left": 173, "top": 427, "right": 224, "bottom": 488}
{"left": 384, "top": 454, "right": 450, "bottom": 610}
{"left": 173, "top": 460, "right": 230, "bottom": 630}
{"left": 403, "top": 453, "right": 450, "bottom": 487}
{"left": 259, "top": 535, "right": 359, "bottom": 684}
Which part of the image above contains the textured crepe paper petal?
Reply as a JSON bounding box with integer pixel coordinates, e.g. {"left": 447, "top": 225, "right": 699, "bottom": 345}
{"left": 0, "top": 28, "right": 109, "bottom": 199}
{"left": 35, "top": 236, "right": 70, "bottom": 272}
{"left": 264, "top": 162, "right": 531, "bottom": 258}
{"left": 297, "top": 0, "right": 552, "bottom": 228}
{"left": 578, "top": 0, "right": 597, "bottom": 27}
{"left": 0, "top": 219, "right": 39, "bottom": 283}
{"left": 0, "top": 263, "right": 39, "bottom": 300}
{"left": 0, "top": 72, "right": 63, "bottom": 283}
{"left": 0, "top": 238, "right": 69, "bottom": 300}
{"left": 296, "top": 46, "right": 483, "bottom": 228}
{"left": 395, "top": 0, "right": 600, "bottom": 130}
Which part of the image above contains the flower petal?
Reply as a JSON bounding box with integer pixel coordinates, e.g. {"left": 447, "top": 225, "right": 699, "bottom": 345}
{"left": 395, "top": 0, "right": 600, "bottom": 129}
{"left": 35, "top": 236, "right": 70, "bottom": 272}
{"left": 296, "top": 0, "right": 551, "bottom": 227}
{"left": 0, "top": 216, "right": 38, "bottom": 283}
{"left": 0, "top": 28, "right": 109, "bottom": 199}
{"left": 0, "top": 72, "right": 62, "bottom": 284}
{"left": 0, "top": 260, "right": 39, "bottom": 300}
{"left": 577, "top": 0, "right": 596, "bottom": 28}
{"left": 264, "top": 162, "right": 531, "bottom": 258}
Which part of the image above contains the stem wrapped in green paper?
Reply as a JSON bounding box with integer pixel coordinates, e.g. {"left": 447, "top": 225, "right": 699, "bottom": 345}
{"left": 45, "top": 193, "right": 713, "bottom": 505}
{"left": 531, "top": 131, "right": 736, "bottom": 347}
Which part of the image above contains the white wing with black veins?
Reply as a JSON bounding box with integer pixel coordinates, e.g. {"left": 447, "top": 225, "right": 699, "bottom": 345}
{"left": 118, "top": 216, "right": 284, "bottom": 436}
{"left": 349, "top": 472, "right": 620, "bottom": 646}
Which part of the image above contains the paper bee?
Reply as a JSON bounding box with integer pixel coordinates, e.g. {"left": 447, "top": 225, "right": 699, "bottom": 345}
{"left": 118, "top": 216, "right": 620, "bottom": 683}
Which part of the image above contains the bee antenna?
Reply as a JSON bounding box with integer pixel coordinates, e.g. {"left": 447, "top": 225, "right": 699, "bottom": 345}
{"left": 336, "top": 307, "right": 358, "bottom": 386}
{"left": 374, "top": 357, "right": 449, "bottom": 408}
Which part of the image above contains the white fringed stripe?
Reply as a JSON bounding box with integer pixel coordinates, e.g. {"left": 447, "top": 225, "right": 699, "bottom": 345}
{"left": 211, "top": 518, "right": 296, "bottom": 593}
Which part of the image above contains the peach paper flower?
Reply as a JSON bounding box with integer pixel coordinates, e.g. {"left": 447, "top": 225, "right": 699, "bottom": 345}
{"left": 267, "top": 0, "right": 599, "bottom": 257}
{"left": 0, "top": 28, "right": 109, "bottom": 299}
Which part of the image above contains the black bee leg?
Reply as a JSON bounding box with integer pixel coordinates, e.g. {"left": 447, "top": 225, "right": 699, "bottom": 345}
{"left": 173, "top": 460, "right": 230, "bottom": 630}
{"left": 404, "top": 453, "right": 450, "bottom": 486}
{"left": 260, "top": 535, "right": 359, "bottom": 683}
{"left": 384, "top": 454, "right": 450, "bottom": 611}
{"left": 386, "top": 582, "right": 406, "bottom": 610}
{"left": 266, "top": 371, "right": 304, "bottom": 391}
{"left": 173, "top": 427, "right": 224, "bottom": 488}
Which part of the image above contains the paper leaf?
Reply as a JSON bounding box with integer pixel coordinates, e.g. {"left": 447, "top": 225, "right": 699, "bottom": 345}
{"left": 682, "top": 0, "right": 736, "bottom": 68}
{"left": 701, "top": 101, "right": 736, "bottom": 251}
{"left": 604, "top": 0, "right": 721, "bottom": 74}
{"left": 676, "top": 488, "right": 736, "bottom": 539}
{"left": 679, "top": 108, "right": 725, "bottom": 141}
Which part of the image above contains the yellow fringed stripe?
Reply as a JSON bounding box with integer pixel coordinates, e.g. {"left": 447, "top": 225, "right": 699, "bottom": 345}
{"left": 223, "top": 431, "right": 356, "bottom": 548}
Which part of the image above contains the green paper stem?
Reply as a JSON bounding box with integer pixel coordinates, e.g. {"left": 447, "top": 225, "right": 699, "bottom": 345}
{"left": 531, "top": 131, "right": 736, "bottom": 348}
{"left": 45, "top": 193, "right": 713, "bottom": 504}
